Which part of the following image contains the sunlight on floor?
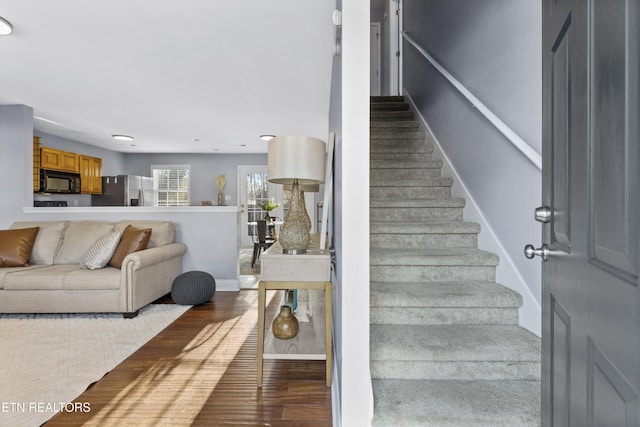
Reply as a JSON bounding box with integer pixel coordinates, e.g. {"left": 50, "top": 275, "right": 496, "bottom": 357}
{"left": 86, "top": 291, "right": 277, "bottom": 424}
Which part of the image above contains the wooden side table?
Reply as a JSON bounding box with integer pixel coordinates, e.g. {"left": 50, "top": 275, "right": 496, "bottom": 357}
{"left": 257, "top": 236, "right": 332, "bottom": 387}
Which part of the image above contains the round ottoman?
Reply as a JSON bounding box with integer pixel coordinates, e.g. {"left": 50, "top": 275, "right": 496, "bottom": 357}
{"left": 171, "top": 271, "right": 216, "bottom": 305}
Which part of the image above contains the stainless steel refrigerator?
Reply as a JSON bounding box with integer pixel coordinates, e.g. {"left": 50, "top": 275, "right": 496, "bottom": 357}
{"left": 91, "top": 175, "right": 155, "bottom": 206}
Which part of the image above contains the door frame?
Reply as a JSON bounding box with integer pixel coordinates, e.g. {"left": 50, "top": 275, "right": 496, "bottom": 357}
{"left": 370, "top": 22, "right": 382, "bottom": 96}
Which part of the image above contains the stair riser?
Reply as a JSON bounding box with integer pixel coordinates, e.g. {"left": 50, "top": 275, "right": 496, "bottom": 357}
{"left": 371, "top": 130, "right": 425, "bottom": 139}
{"left": 370, "top": 153, "right": 433, "bottom": 161}
{"left": 370, "top": 145, "right": 432, "bottom": 154}
{"left": 370, "top": 361, "right": 541, "bottom": 381}
{"left": 371, "top": 112, "right": 414, "bottom": 121}
{"left": 371, "top": 102, "right": 409, "bottom": 111}
{"left": 370, "top": 207, "right": 463, "bottom": 222}
{"left": 371, "top": 169, "right": 441, "bottom": 179}
{"left": 370, "top": 139, "right": 426, "bottom": 148}
{"left": 370, "top": 234, "right": 477, "bottom": 249}
{"left": 370, "top": 187, "right": 451, "bottom": 199}
{"left": 370, "top": 266, "right": 496, "bottom": 282}
{"left": 371, "top": 122, "right": 420, "bottom": 130}
{"left": 370, "top": 307, "right": 519, "bottom": 326}
{"left": 371, "top": 160, "right": 442, "bottom": 169}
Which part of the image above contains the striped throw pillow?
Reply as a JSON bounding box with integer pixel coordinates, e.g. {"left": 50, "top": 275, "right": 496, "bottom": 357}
{"left": 79, "top": 230, "right": 124, "bottom": 270}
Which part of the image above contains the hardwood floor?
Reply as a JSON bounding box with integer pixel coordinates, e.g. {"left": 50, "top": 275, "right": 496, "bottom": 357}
{"left": 46, "top": 291, "right": 332, "bottom": 426}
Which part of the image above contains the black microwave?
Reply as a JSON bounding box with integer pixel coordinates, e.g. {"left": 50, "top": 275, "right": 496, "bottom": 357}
{"left": 40, "top": 169, "right": 81, "bottom": 194}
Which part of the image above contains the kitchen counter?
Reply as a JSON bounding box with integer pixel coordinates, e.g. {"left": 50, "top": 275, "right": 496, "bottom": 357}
{"left": 22, "top": 206, "right": 239, "bottom": 214}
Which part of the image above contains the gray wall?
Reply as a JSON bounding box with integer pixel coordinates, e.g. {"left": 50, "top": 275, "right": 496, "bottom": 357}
{"left": 402, "top": 0, "right": 542, "bottom": 332}
{"left": 0, "top": 105, "right": 33, "bottom": 219}
{"left": 124, "top": 152, "right": 267, "bottom": 206}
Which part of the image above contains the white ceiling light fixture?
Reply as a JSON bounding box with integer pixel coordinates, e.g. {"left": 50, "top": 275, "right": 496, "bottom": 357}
{"left": 112, "top": 134, "right": 134, "bottom": 141}
{"left": 260, "top": 134, "right": 275, "bottom": 141}
{"left": 0, "top": 16, "right": 14, "bottom": 36}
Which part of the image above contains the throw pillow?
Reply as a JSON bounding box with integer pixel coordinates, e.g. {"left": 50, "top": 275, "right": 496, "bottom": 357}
{"left": 108, "top": 225, "right": 152, "bottom": 269}
{"left": 0, "top": 227, "right": 40, "bottom": 267}
{"left": 79, "top": 230, "right": 124, "bottom": 270}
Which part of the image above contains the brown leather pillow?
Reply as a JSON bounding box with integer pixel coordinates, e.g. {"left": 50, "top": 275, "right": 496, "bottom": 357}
{"left": 0, "top": 227, "right": 40, "bottom": 267}
{"left": 108, "top": 225, "right": 152, "bottom": 269}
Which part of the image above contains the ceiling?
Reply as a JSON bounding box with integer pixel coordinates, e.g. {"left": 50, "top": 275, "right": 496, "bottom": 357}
{"left": 0, "top": 0, "right": 336, "bottom": 153}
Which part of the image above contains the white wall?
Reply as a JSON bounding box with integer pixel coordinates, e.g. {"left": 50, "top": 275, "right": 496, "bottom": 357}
{"left": 402, "top": 0, "right": 542, "bottom": 334}
{"left": 331, "top": 0, "right": 372, "bottom": 425}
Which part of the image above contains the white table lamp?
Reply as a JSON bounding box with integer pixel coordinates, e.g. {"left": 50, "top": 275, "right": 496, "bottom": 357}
{"left": 268, "top": 135, "right": 326, "bottom": 254}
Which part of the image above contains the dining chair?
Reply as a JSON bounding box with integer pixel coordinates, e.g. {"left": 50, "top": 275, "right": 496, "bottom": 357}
{"left": 251, "top": 220, "right": 275, "bottom": 267}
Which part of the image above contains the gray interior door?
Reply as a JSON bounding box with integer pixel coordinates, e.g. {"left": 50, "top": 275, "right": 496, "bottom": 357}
{"left": 540, "top": 0, "right": 639, "bottom": 425}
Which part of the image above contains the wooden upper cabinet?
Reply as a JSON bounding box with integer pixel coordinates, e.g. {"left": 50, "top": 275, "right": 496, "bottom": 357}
{"left": 79, "top": 155, "right": 102, "bottom": 194}
{"left": 33, "top": 137, "right": 41, "bottom": 192}
{"left": 40, "top": 147, "right": 79, "bottom": 173}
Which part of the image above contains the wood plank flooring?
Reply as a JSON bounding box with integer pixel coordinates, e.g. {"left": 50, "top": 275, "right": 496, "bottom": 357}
{"left": 45, "top": 291, "right": 332, "bottom": 426}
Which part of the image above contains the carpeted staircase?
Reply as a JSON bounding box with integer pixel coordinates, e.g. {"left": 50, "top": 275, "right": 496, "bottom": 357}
{"left": 369, "top": 96, "right": 541, "bottom": 426}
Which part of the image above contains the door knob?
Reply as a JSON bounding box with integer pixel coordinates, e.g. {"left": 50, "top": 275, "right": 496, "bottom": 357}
{"left": 534, "top": 206, "right": 552, "bottom": 223}
{"left": 524, "top": 244, "right": 549, "bottom": 261}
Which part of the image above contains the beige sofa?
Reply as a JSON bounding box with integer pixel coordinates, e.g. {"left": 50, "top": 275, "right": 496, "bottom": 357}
{"left": 1, "top": 220, "right": 186, "bottom": 317}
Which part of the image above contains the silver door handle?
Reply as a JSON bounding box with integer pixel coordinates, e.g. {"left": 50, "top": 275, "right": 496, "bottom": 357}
{"left": 534, "top": 206, "right": 552, "bottom": 223}
{"left": 524, "top": 244, "right": 549, "bottom": 261}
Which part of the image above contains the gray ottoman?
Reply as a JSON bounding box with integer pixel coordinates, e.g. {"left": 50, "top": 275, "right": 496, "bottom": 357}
{"left": 171, "top": 271, "right": 216, "bottom": 305}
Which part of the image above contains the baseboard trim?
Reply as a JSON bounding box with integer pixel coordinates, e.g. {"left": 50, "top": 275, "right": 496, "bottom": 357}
{"left": 216, "top": 279, "right": 240, "bottom": 292}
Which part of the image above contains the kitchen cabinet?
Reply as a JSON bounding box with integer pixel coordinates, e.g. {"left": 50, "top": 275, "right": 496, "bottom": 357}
{"left": 33, "top": 137, "right": 41, "bottom": 191}
{"left": 79, "top": 155, "right": 102, "bottom": 194}
{"left": 40, "top": 147, "right": 79, "bottom": 173}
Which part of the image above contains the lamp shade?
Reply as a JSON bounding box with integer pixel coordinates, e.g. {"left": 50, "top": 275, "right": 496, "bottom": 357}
{"left": 268, "top": 135, "right": 326, "bottom": 185}
{"left": 283, "top": 183, "right": 320, "bottom": 192}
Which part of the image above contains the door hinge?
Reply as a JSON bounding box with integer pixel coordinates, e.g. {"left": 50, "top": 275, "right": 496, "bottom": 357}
{"left": 396, "top": 51, "right": 400, "bottom": 57}
{"left": 396, "top": 9, "right": 400, "bottom": 16}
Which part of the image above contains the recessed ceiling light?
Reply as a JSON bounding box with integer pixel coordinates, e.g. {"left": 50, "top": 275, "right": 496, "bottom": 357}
{"left": 260, "top": 135, "right": 275, "bottom": 141}
{"left": 0, "top": 17, "right": 13, "bottom": 36}
{"left": 112, "top": 134, "right": 134, "bottom": 141}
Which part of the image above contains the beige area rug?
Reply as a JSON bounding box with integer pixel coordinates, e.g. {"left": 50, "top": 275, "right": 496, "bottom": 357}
{"left": 0, "top": 304, "right": 190, "bottom": 427}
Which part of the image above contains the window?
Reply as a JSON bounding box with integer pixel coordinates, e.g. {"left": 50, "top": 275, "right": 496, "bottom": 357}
{"left": 151, "top": 165, "right": 190, "bottom": 206}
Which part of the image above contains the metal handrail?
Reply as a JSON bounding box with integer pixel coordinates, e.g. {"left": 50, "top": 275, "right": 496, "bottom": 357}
{"left": 402, "top": 31, "right": 542, "bottom": 170}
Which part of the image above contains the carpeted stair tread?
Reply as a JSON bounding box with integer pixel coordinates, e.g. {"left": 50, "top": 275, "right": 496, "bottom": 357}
{"left": 370, "top": 197, "right": 466, "bottom": 208}
{"left": 371, "top": 110, "right": 414, "bottom": 120}
{"left": 370, "top": 248, "right": 499, "bottom": 266}
{"left": 370, "top": 177, "right": 453, "bottom": 187}
{"left": 371, "top": 95, "right": 405, "bottom": 102}
{"left": 370, "top": 221, "right": 480, "bottom": 234}
{"left": 371, "top": 151, "right": 433, "bottom": 160}
{"left": 371, "top": 121, "right": 420, "bottom": 130}
{"left": 371, "top": 324, "right": 540, "bottom": 362}
{"left": 371, "top": 159, "right": 443, "bottom": 169}
{"left": 370, "top": 281, "right": 522, "bottom": 308}
{"left": 371, "top": 379, "right": 541, "bottom": 426}
{"left": 371, "top": 130, "right": 425, "bottom": 139}
{"left": 371, "top": 102, "right": 410, "bottom": 111}
{"left": 371, "top": 144, "right": 432, "bottom": 154}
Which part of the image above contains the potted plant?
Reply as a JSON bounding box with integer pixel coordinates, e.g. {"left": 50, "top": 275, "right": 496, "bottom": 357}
{"left": 259, "top": 198, "right": 279, "bottom": 222}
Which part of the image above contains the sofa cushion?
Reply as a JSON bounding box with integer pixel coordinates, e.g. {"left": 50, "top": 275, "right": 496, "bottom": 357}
{"left": 10, "top": 221, "right": 67, "bottom": 265}
{"left": 114, "top": 221, "right": 174, "bottom": 248}
{"left": 108, "top": 225, "right": 152, "bottom": 269}
{"left": 79, "top": 230, "right": 124, "bottom": 270}
{"left": 0, "top": 265, "right": 50, "bottom": 289}
{"left": 3, "top": 264, "right": 121, "bottom": 290}
{"left": 55, "top": 221, "right": 115, "bottom": 264}
{"left": 0, "top": 227, "right": 40, "bottom": 267}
